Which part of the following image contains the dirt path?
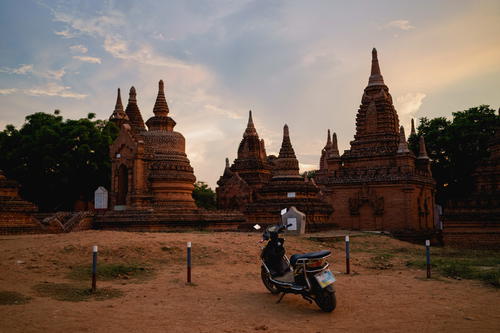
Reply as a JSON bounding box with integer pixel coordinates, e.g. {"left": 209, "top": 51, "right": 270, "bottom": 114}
{"left": 0, "top": 231, "right": 499, "bottom": 332}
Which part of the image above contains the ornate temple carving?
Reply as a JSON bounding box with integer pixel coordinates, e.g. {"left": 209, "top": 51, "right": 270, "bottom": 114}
{"left": 348, "top": 185, "right": 384, "bottom": 216}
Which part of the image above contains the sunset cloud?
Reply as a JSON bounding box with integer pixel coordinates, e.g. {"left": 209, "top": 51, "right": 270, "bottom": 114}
{"left": 26, "top": 83, "right": 87, "bottom": 99}
{"left": 0, "top": 88, "right": 17, "bottom": 95}
{"left": 0, "top": 64, "right": 33, "bottom": 75}
{"left": 73, "top": 55, "right": 102, "bottom": 64}
{"left": 69, "top": 44, "right": 88, "bottom": 53}
{"left": 395, "top": 92, "right": 426, "bottom": 131}
{"left": 384, "top": 20, "right": 415, "bottom": 31}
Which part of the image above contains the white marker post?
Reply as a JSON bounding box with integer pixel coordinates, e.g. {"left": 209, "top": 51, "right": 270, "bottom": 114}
{"left": 92, "top": 245, "right": 98, "bottom": 292}
{"left": 345, "top": 235, "right": 350, "bottom": 274}
{"left": 425, "top": 240, "right": 431, "bottom": 279}
{"left": 187, "top": 242, "right": 192, "bottom": 284}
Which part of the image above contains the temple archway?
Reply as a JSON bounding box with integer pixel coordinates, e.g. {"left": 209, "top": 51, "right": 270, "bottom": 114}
{"left": 117, "top": 164, "right": 128, "bottom": 205}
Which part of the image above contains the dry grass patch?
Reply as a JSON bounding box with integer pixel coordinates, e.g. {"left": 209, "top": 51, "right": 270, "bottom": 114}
{"left": 67, "top": 262, "right": 154, "bottom": 282}
{"left": 0, "top": 291, "right": 31, "bottom": 305}
{"left": 33, "top": 282, "right": 123, "bottom": 302}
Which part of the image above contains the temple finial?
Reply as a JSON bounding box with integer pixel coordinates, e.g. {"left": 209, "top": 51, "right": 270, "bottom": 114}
{"left": 418, "top": 135, "right": 429, "bottom": 159}
{"left": 411, "top": 119, "right": 416, "bottom": 136}
{"left": 283, "top": 124, "right": 289, "bottom": 137}
{"left": 368, "top": 48, "right": 385, "bottom": 86}
{"left": 109, "top": 87, "right": 129, "bottom": 123}
{"left": 278, "top": 124, "right": 295, "bottom": 159}
{"left": 124, "top": 86, "right": 146, "bottom": 132}
{"left": 397, "top": 126, "right": 410, "bottom": 153}
{"left": 331, "top": 132, "right": 340, "bottom": 157}
{"left": 115, "top": 88, "right": 123, "bottom": 112}
{"left": 225, "top": 157, "right": 229, "bottom": 168}
{"left": 327, "top": 129, "right": 332, "bottom": 146}
{"left": 244, "top": 110, "right": 257, "bottom": 137}
{"left": 153, "top": 79, "right": 169, "bottom": 116}
{"left": 129, "top": 86, "right": 136, "bottom": 101}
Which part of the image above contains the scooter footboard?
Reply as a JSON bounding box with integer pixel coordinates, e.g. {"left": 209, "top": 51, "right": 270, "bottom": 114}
{"left": 263, "top": 256, "right": 291, "bottom": 277}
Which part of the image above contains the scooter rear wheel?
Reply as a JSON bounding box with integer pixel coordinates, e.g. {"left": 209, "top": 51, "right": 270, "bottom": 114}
{"left": 314, "top": 288, "right": 336, "bottom": 312}
{"left": 261, "top": 265, "right": 280, "bottom": 294}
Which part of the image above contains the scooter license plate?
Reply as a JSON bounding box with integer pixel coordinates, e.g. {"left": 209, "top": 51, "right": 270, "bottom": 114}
{"left": 314, "top": 270, "right": 336, "bottom": 288}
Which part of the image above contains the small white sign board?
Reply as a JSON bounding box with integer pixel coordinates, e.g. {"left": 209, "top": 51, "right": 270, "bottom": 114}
{"left": 280, "top": 208, "right": 287, "bottom": 215}
{"left": 281, "top": 206, "right": 306, "bottom": 235}
{"left": 287, "top": 192, "right": 296, "bottom": 198}
{"left": 94, "top": 186, "right": 108, "bottom": 209}
{"left": 287, "top": 217, "right": 297, "bottom": 231}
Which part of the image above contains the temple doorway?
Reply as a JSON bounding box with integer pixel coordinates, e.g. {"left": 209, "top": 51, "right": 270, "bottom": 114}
{"left": 359, "top": 204, "right": 376, "bottom": 230}
{"left": 117, "top": 164, "right": 128, "bottom": 205}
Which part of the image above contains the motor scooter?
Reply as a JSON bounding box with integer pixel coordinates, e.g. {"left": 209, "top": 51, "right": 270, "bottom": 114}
{"left": 256, "top": 223, "right": 336, "bottom": 312}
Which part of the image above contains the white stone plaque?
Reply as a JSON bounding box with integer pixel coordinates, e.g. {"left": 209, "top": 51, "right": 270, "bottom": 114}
{"left": 287, "top": 217, "right": 297, "bottom": 231}
{"left": 94, "top": 186, "right": 108, "bottom": 209}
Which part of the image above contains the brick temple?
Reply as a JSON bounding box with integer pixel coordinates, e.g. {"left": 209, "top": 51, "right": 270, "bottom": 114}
{"left": 217, "top": 113, "right": 333, "bottom": 230}
{"left": 443, "top": 126, "right": 500, "bottom": 248}
{"left": 315, "top": 49, "right": 436, "bottom": 234}
{"left": 94, "top": 80, "right": 244, "bottom": 231}
{"left": 216, "top": 111, "right": 272, "bottom": 211}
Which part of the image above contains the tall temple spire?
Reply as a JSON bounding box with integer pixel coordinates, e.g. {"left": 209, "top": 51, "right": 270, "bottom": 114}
{"left": 368, "top": 48, "right": 385, "bottom": 87}
{"left": 349, "top": 48, "right": 399, "bottom": 155}
{"left": 411, "top": 118, "right": 416, "bottom": 136}
{"left": 331, "top": 132, "right": 340, "bottom": 157}
{"left": 418, "top": 135, "right": 429, "bottom": 159}
{"left": 397, "top": 126, "right": 410, "bottom": 153}
{"left": 115, "top": 88, "right": 124, "bottom": 113}
{"left": 244, "top": 110, "right": 257, "bottom": 137}
{"left": 326, "top": 129, "right": 332, "bottom": 147}
{"left": 153, "top": 80, "right": 170, "bottom": 116}
{"left": 109, "top": 88, "right": 129, "bottom": 125}
{"left": 146, "top": 79, "right": 176, "bottom": 131}
{"left": 125, "top": 86, "right": 146, "bottom": 132}
{"left": 274, "top": 124, "right": 300, "bottom": 177}
{"left": 221, "top": 157, "right": 234, "bottom": 179}
{"left": 278, "top": 124, "right": 296, "bottom": 159}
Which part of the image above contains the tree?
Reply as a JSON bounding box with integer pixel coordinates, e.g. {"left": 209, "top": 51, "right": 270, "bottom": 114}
{"left": 192, "top": 181, "right": 217, "bottom": 210}
{"left": 302, "top": 170, "right": 317, "bottom": 179}
{"left": 0, "top": 111, "right": 119, "bottom": 211}
{"left": 409, "top": 105, "right": 499, "bottom": 204}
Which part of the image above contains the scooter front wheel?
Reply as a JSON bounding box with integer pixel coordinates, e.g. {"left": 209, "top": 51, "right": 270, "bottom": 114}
{"left": 261, "top": 265, "right": 280, "bottom": 294}
{"left": 314, "top": 287, "right": 336, "bottom": 312}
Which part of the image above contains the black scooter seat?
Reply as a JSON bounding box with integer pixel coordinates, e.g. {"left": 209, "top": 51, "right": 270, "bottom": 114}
{"left": 290, "top": 250, "right": 331, "bottom": 266}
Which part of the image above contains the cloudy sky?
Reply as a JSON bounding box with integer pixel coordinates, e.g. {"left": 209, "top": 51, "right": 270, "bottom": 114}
{"left": 1, "top": 0, "right": 499, "bottom": 187}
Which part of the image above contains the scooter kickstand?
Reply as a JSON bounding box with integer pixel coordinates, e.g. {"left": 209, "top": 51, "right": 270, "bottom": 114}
{"left": 276, "top": 292, "right": 286, "bottom": 304}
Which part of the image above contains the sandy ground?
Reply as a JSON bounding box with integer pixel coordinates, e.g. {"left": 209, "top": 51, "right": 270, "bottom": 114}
{"left": 0, "top": 230, "right": 499, "bottom": 333}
